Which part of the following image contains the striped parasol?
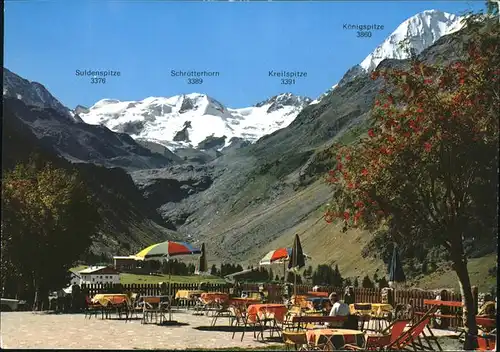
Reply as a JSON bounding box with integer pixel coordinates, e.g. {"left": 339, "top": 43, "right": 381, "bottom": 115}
{"left": 135, "top": 240, "right": 201, "bottom": 261}
{"left": 134, "top": 240, "right": 200, "bottom": 322}
{"left": 260, "top": 247, "right": 310, "bottom": 283}
{"left": 259, "top": 247, "right": 310, "bottom": 265}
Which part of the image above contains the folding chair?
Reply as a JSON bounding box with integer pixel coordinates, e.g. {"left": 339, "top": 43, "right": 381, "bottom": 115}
{"left": 383, "top": 317, "right": 431, "bottom": 351}
{"left": 231, "top": 305, "right": 261, "bottom": 342}
{"left": 476, "top": 333, "right": 497, "bottom": 351}
{"left": 343, "top": 320, "right": 410, "bottom": 350}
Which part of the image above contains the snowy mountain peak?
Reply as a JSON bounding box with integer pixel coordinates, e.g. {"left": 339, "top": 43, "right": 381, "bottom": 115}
{"left": 256, "top": 92, "right": 311, "bottom": 110}
{"left": 80, "top": 92, "right": 311, "bottom": 150}
{"left": 360, "top": 10, "right": 463, "bottom": 72}
{"left": 312, "top": 9, "right": 465, "bottom": 103}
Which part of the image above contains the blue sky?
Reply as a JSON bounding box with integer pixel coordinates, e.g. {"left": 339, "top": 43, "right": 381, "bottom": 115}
{"left": 5, "top": 1, "right": 484, "bottom": 108}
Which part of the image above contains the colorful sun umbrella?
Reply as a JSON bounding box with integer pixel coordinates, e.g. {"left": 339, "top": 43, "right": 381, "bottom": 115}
{"left": 135, "top": 240, "right": 201, "bottom": 261}
{"left": 135, "top": 240, "right": 201, "bottom": 322}
{"left": 260, "top": 247, "right": 310, "bottom": 283}
{"left": 259, "top": 247, "right": 310, "bottom": 265}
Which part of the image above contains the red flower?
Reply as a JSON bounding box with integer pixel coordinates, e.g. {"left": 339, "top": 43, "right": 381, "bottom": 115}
{"left": 387, "top": 96, "right": 393, "bottom": 104}
{"left": 328, "top": 170, "right": 336, "bottom": 176}
{"left": 375, "top": 100, "right": 380, "bottom": 106}
{"left": 346, "top": 155, "right": 351, "bottom": 161}
{"left": 354, "top": 201, "right": 364, "bottom": 208}
{"left": 424, "top": 142, "right": 432, "bottom": 152}
{"left": 354, "top": 211, "right": 362, "bottom": 221}
{"left": 387, "top": 135, "right": 395, "bottom": 143}
{"left": 337, "top": 162, "right": 343, "bottom": 171}
{"left": 343, "top": 211, "right": 350, "bottom": 220}
{"left": 424, "top": 79, "right": 433, "bottom": 84}
{"left": 361, "top": 168, "right": 369, "bottom": 176}
{"left": 347, "top": 182, "right": 355, "bottom": 189}
{"left": 459, "top": 79, "right": 465, "bottom": 85}
{"left": 368, "top": 129, "right": 375, "bottom": 138}
{"left": 417, "top": 108, "right": 424, "bottom": 113}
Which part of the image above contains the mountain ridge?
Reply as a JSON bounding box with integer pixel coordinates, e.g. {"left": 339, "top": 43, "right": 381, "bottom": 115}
{"left": 79, "top": 92, "right": 312, "bottom": 151}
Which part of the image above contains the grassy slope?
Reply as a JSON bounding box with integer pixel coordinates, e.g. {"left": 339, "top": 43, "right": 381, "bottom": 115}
{"left": 70, "top": 266, "right": 225, "bottom": 284}
{"left": 120, "top": 273, "right": 225, "bottom": 284}
{"left": 207, "top": 177, "right": 496, "bottom": 293}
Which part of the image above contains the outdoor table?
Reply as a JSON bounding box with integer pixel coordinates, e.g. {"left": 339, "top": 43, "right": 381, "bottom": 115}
{"left": 307, "top": 297, "right": 329, "bottom": 311}
{"left": 229, "top": 297, "right": 261, "bottom": 306}
{"left": 307, "top": 291, "right": 329, "bottom": 297}
{"left": 248, "top": 303, "right": 288, "bottom": 322}
{"left": 248, "top": 303, "right": 288, "bottom": 340}
{"left": 349, "top": 303, "right": 393, "bottom": 333}
{"left": 175, "top": 290, "right": 204, "bottom": 300}
{"left": 175, "top": 290, "right": 204, "bottom": 309}
{"left": 200, "top": 292, "right": 229, "bottom": 304}
{"left": 349, "top": 303, "right": 393, "bottom": 315}
{"left": 306, "top": 328, "right": 365, "bottom": 350}
{"left": 91, "top": 294, "right": 129, "bottom": 306}
{"left": 291, "top": 295, "right": 310, "bottom": 309}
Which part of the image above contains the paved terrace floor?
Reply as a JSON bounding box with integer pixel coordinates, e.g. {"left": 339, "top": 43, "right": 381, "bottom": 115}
{"left": 1, "top": 311, "right": 463, "bottom": 350}
{"left": 1, "top": 310, "right": 283, "bottom": 350}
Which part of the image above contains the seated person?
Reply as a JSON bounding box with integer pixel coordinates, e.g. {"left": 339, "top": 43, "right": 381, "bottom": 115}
{"left": 326, "top": 292, "right": 350, "bottom": 327}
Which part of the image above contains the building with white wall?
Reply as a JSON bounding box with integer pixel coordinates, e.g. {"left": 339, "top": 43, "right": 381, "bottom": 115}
{"left": 78, "top": 266, "right": 120, "bottom": 285}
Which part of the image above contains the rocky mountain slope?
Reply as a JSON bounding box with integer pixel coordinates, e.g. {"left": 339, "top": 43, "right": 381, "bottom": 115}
{"left": 3, "top": 69, "right": 176, "bottom": 171}
{"left": 2, "top": 97, "right": 179, "bottom": 257}
{"left": 129, "top": 12, "right": 497, "bottom": 289}
{"left": 79, "top": 93, "right": 311, "bottom": 151}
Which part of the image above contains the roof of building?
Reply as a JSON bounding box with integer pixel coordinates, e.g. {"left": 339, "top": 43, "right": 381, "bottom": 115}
{"left": 79, "top": 266, "right": 120, "bottom": 275}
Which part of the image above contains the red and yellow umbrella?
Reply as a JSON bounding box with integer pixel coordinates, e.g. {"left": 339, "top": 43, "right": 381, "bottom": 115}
{"left": 259, "top": 247, "right": 310, "bottom": 265}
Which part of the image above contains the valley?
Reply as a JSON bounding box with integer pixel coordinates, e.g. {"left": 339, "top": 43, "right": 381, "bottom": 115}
{"left": 2, "top": 9, "right": 497, "bottom": 293}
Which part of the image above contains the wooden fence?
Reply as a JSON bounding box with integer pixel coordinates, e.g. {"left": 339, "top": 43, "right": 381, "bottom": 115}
{"left": 79, "top": 282, "right": 473, "bottom": 328}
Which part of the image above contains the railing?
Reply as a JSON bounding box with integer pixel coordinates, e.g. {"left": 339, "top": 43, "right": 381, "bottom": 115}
{"left": 78, "top": 282, "right": 475, "bottom": 328}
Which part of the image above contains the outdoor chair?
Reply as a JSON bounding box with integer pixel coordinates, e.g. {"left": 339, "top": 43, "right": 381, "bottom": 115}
{"left": 476, "top": 333, "right": 496, "bottom": 351}
{"left": 282, "top": 330, "right": 317, "bottom": 351}
{"left": 343, "top": 320, "right": 410, "bottom": 351}
{"left": 192, "top": 296, "right": 207, "bottom": 315}
{"left": 353, "top": 303, "right": 373, "bottom": 331}
{"left": 231, "top": 305, "right": 262, "bottom": 342}
{"left": 84, "top": 296, "right": 103, "bottom": 319}
{"left": 381, "top": 317, "right": 431, "bottom": 351}
{"left": 283, "top": 305, "right": 303, "bottom": 330}
{"left": 211, "top": 300, "right": 232, "bottom": 326}
{"left": 141, "top": 296, "right": 163, "bottom": 324}
{"left": 125, "top": 293, "right": 140, "bottom": 321}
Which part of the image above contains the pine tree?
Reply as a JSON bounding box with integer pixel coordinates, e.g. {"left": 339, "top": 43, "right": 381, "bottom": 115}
{"left": 362, "top": 275, "right": 374, "bottom": 289}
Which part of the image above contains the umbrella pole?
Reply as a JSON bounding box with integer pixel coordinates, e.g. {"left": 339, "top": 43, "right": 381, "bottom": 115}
{"left": 294, "top": 269, "right": 297, "bottom": 297}
{"left": 169, "top": 264, "right": 172, "bottom": 322}
{"left": 283, "top": 260, "right": 286, "bottom": 284}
